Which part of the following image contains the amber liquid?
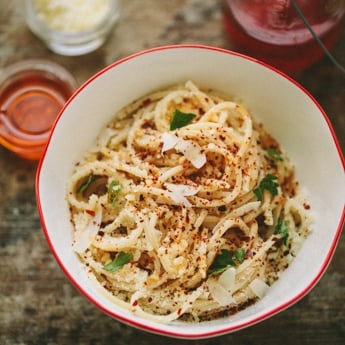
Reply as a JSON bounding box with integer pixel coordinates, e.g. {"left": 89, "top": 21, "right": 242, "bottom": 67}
{"left": 0, "top": 71, "right": 74, "bottom": 160}
{"left": 222, "top": 0, "right": 345, "bottom": 75}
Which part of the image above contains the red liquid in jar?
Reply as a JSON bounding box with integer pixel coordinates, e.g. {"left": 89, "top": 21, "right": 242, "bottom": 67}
{"left": 0, "top": 70, "right": 74, "bottom": 160}
{"left": 222, "top": 0, "right": 345, "bottom": 74}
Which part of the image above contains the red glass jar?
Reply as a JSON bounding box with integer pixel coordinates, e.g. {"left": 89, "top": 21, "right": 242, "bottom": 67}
{"left": 222, "top": 0, "right": 345, "bottom": 75}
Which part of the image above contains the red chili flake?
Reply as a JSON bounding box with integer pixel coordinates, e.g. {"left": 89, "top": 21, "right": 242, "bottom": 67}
{"left": 183, "top": 161, "right": 190, "bottom": 169}
{"left": 303, "top": 203, "right": 311, "bottom": 210}
{"left": 177, "top": 308, "right": 182, "bottom": 315}
{"left": 132, "top": 300, "right": 138, "bottom": 307}
{"left": 85, "top": 209, "right": 95, "bottom": 216}
{"left": 142, "top": 98, "right": 151, "bottom": 107}
{"left": 141, "top": 119, "right": 152, "bottom": 129}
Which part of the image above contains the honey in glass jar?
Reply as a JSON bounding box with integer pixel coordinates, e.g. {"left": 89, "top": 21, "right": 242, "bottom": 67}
{"left": 0, "top": 60, "right": 77, "bottom": 160}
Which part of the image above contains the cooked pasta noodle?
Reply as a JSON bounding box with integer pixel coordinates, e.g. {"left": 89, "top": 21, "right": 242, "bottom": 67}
{"left": 66, "top": 81, "right": 312, "bottom": 322}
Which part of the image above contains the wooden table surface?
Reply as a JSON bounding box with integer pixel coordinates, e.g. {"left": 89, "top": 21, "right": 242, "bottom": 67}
{"left": 1, "top": 1, "right": 344, "bottom": 344}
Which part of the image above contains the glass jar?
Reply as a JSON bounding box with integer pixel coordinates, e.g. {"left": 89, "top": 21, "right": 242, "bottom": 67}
{"left": 222, "top": 0, "right": 345, "bottom": 75}
{"left": 0, "top": 60, "right": 77, "bottom": 160}
{"left": 25, "top": 0, "right": 120, "bottom": 56}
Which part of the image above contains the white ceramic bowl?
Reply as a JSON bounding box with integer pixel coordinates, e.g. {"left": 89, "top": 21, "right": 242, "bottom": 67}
{"left": 36, "top": 45, "right": 345, "bottom": 339}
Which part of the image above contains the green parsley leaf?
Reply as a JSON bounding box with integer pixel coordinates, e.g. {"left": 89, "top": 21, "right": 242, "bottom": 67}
{"left": 233, "top": 247, "right": 245, "bottom": 264}
{"left": 170, "top": 109, "right": 196, "bottom": 130}
{"left": 77, "top": 175, "right": 96, "bottom": 194}
{"left": 275, "top": 218, "right": 289, "bottom": 245}
{"left": 266, "top": 147, "right": 284, "bottom": 161}
{"left": 108, "top": 181, "right": 122, "bottom": 205}
{"left": 208, "top": 248, "right": 246, "bottom": 276}
{"left": 253, "top": 174, "right": 279, "bottom": 201}
{"left": 103, "top": 252, "right": 133, "bottom": 272}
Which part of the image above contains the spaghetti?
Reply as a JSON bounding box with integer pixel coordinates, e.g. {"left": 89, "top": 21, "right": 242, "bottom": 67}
{"left": 66, "top": 81, "right": 312, "bottom": 322}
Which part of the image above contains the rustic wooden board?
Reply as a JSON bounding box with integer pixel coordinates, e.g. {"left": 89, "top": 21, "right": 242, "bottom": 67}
{"left": 1, "top": 1, "right": 344, "bottom": 344}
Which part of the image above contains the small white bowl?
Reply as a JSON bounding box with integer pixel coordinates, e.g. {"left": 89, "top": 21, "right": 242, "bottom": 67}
{"left": 25, "top": 0, "right": 119, "bottom": 56}
{"left": 36, "top": 45, "right": 345, "bottom": 339}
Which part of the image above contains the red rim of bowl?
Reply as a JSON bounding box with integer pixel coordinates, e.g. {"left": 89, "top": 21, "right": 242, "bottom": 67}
{"left": 35, "top": 44, "right": 345, "bottom": 339}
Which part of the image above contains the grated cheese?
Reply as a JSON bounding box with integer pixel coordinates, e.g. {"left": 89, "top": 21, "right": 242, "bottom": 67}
{"left": 249, "top": 278, "right": 270, "bottom": 299}
{"left": 33, "top": 0, "right": 112, "bottom": 33}
{"left": 73, "top": 207, "right": 102, "bottom": 254}
{"left": 161, "top": 132, "right": 206, "bottom": 169}
{"left": 164, "top": 183, "right": 200, "bottom": 207}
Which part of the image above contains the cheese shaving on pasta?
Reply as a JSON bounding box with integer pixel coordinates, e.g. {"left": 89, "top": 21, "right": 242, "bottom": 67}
{"left": 66, "top": 81, "right": 312, "bottom": 322}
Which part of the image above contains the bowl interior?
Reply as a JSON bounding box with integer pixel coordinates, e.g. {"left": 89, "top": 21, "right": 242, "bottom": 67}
{"left": 36, "top": 45, "right": 345, "bottom": 339}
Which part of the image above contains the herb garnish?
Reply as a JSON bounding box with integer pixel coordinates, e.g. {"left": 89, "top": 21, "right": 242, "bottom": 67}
{"left": 170, "top": 109, "right": 196, "bottom": 130}
{"left": 77, "top": 175, "right": 95, "bottom": 194}
{"left": 108, "top": 181, "right": 122, "bottom": 205}
{"left": 253, "top": 174, "right": 279, "bottom": 201}
{"left": 103, "top": 252, "right": 133, "bottom": 272}
{"left": 266, "top": 147, "right": 284, "bottom": 161}
{"left": 208, "top": 248, "right": 245, "bottom": 276}
{"left": 275, "top": 218, "right": 289, "bottom": 245}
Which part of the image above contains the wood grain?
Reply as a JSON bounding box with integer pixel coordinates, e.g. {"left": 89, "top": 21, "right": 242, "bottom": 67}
{"left": 0, "top": 1, "right": 344, "bottom": 344}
